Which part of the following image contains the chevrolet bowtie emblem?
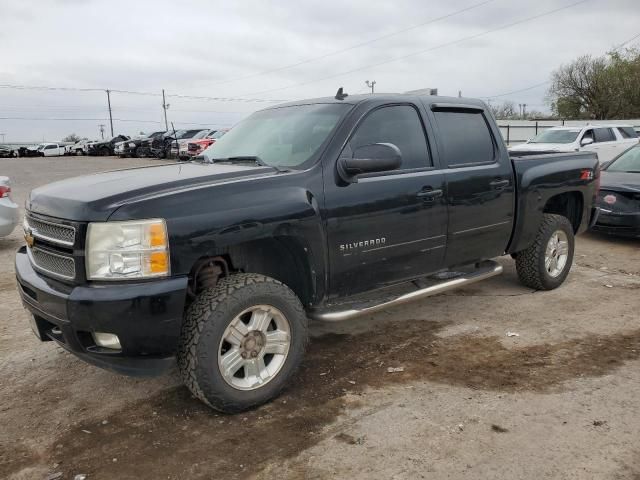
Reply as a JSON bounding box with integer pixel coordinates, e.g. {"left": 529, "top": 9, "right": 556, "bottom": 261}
{"left": 24, "top": 231, "right": 35, "bottom": 248}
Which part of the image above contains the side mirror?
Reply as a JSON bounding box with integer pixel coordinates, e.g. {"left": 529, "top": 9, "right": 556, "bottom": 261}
{"left": 338, "top": 143, "right": 402, "bottom": 182}
{"left": 581, "top": 137, "right": 594, "bottom": 147}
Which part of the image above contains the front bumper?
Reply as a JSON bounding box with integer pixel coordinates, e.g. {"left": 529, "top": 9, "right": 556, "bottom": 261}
{"left": 592, "top": 209, "right": 640, "bottom": 237}
{"left": 15, "top": 247, "right": 189, "bottom": 376}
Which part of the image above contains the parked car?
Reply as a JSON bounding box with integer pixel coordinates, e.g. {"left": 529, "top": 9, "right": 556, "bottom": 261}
{"left": 0, "top": 177, "right": 18, "bottom": 237}
{"left": 37, "top": 143, "right": 66, "bottom": 157}
{"left": 65, "top": 140, "right": 91, "bottom": 156}
{"left": 169, "top": 129, "right": 211, "bottom": 159}
{"left": 592, "top": 144, "right": 640, "bottom": 237}
{"left": 150, "top": 129, "right": 204, "bottom": 159}
{"left": 17, "top": 145, "right": 41, "bottom": 157}
{"left": 114, "top": 131, "right": 166, "bottom": 158}
{"left": 16, "top": 93, "right": 600, "bottom": 413}
{"left": 510, "top": 125, "right": 638, "bottom": 163}
{"left": 87, "top": 135, "right": 130, "bottom": 156}
{"left": 172, "top": 129, "right": 217, "bottom": 160}
{"left": 180, "top": 129, "right": 229, "bottom": 160}
{"left": 0, "top": 145, "right": 18, "bottom": 158}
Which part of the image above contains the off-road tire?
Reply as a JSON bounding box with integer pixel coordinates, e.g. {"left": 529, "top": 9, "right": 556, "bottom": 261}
{"left": 515, "top": 213, "right": 574, "bottom": 290}
{"left": 177, "top": 273, "right": 308, "bottom": 413}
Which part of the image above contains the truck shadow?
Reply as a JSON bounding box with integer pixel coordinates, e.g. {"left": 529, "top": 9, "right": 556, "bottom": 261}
{"left": 22, "top": 320, "right": 640, "bottom": 480}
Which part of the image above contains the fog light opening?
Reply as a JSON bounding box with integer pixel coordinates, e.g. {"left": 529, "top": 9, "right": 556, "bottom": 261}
{"left": 92, "top": 332, "right": 122, "bottom": 350}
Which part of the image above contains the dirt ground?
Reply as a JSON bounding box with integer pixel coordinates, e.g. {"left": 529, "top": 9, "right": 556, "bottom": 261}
{"left": 1, "top": 156, "right": 639, "bottom": 480}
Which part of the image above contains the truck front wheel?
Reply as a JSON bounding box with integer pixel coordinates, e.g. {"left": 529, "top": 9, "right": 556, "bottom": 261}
{"left": 515, "top": 213, "right": 575, "bottom": 290}
{"left": 177, "top": 273, "right": 308, "bottom": 413}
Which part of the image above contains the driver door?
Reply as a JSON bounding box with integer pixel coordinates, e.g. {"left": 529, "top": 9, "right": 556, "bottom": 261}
{"left": 324, "top": 103, "right": 448, "bottom": 297}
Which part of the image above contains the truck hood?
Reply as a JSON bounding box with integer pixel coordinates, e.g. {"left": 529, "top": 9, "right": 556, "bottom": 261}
{"left": 600, "top": 171, "right": 640, "bottom": 193}
{"left": 510, "top": 142, "right": 574, "bottom": 152}
{"left": 28, "top": 162, "right": 276, "bottom": 221}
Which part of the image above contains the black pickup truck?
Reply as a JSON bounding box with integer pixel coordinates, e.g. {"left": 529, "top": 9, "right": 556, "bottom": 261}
{"left": 16, "top": 92, "right": 600, "bottom": 412}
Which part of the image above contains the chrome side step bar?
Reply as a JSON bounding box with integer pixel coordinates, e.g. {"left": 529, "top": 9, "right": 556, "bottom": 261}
{"left": 308, "top": 260, "right": 503, "bottom": 322}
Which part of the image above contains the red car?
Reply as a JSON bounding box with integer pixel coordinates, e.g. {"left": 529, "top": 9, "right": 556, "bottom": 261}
{"left": 182, "top": 129, "right": 229, "bottom": 159}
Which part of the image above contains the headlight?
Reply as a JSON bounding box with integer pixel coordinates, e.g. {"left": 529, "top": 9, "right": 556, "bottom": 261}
{"left": 128, "top": 142, "right": 136, "bottom": 147}
{"left": 86, "top": 219, "right": 170, "bottom": 280}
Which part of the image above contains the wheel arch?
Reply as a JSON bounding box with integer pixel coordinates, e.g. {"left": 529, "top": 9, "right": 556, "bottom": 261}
{"left": 186, "top": 235, "right": 319, "bottom": 307}
{"left": 542, "top": 191, "right": 584, "bottom": 233}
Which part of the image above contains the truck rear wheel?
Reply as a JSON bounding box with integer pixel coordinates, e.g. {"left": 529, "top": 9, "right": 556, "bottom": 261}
{"left": 515, "top": 213, "right": 574, "bottom": 290}
{"left": 177, "top": 273, "right": 308, "bottom": 413}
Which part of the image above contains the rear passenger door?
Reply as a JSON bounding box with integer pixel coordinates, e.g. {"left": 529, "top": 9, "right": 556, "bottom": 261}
{"left": 428, "top": 104, "right": 515, "bottom": 268}
{"left": 615, "top": 127, "right": 639, "bottom": 154}
{"left": 325, "top": 103, "right": 448, "bottom": 296}
{"left": 581, "top": 127, "right": 619, "bottom": 162}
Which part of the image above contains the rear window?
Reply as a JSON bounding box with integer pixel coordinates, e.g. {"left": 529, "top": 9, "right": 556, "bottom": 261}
{"left": 433, "top": 110, "right": 495, "bottom": 167}
{"left": 617, "top": 127, "right": 638, "bottom": 139}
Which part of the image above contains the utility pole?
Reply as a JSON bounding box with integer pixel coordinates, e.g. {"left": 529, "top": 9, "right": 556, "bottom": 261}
{"left": 99, "top": 124, "right": 105, "bottom": 140}
{"left": 0, "top": 133, "right": 5, "bottom": 144}
{"left": 458, "top": 90, "right": 462, "bottom": 98}
{"left": 105, "top": 89, "right": 114, "bottom": 137}
{"left": 162, "top": 89, "right": 170, "bottom": 130}
{"left": 365, "top": 80, "right": 376, "bottom": 94}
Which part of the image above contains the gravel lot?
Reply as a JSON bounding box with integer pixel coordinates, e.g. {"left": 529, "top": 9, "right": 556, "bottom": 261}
{"left": 1, "top": 156, "right": 639, "bottom": 480}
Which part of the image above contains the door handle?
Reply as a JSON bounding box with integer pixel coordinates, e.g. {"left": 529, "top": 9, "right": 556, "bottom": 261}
{"left": 417, "top": 188, "right": 443, "bottom": 201}
{"left": 489, "top": 179, "right": 510, "bottom": 191}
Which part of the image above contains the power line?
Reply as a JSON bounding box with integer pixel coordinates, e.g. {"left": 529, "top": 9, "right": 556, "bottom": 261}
{"left": 486, "top": 81, "right": 551, "bottom": 99}
{"left": 614, "top": 31, "right": 640, "bottom": 49}
{"left": 483, "top": 29, "right": 640, "bottom": 100}
{"left": 165, "top": 93, "right": 287, "bottom": 103}
{"left": 202, "top": 0, "right": 496, "bottom": 87}
{"left": 239, "top": 0, "right": 592, "bottom": 97}
{"left": 0, "top": 116, "right": 162, "bottom": 123}
{"left": 0, "top": 84, "right": 103, "bottom": 92}
{"left": 0, "top": 84, "right": 287, "bottom": 103}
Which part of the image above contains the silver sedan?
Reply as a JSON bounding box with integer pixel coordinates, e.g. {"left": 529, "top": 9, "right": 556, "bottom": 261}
{"left": 0, "top": 176, "right": 19, "bottom": 237}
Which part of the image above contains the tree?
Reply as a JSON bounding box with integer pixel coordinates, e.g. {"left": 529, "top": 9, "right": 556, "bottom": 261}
{"left": 489, "top": 100, "right": 518, "bottom": 119}
{"left": 548, "top": 48, "right": 640, "bottom": 119}
{"left": 62, "top": 133, "right": 81, "bottom": 143}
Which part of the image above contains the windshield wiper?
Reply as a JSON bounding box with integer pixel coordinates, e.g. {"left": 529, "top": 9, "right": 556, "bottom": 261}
{"left": 214, "top": 156, "right": 289, "bottom": 172}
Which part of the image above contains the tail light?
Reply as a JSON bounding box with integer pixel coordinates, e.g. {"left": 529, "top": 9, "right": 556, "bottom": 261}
{"left": 0, "top": 185, "right": 11, "bottom": 199}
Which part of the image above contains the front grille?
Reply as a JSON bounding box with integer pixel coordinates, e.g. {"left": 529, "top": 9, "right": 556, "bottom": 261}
{"left": 26, "top": 215, "right": 75, "bottom": 246}
{"left": 29, "top": 247, "right": 75, "bottom": 280}
{"left": 598, "top": 190, "right": 640, "bottom": 214}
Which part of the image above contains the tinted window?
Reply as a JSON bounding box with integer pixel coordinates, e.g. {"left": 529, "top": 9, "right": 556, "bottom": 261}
{"left": 350, "top": 105, "right": 431, "bottom": 169}
{"left": 433, "top": 110, "right": 495, "bottom": 167}
{"left": 617, "top": 127, "right": 638, "bottom": 139}
{"left": 593, "top": 128, "right": 615, "bottom": 143}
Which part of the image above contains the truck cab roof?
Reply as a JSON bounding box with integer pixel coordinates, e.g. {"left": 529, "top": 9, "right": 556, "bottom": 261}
{"left": 273, "top": 93, "right": 487, "bottom": 110}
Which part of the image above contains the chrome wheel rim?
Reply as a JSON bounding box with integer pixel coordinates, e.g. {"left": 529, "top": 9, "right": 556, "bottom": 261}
{"left": 217, "top": 305, "right": 291, "bottom": 391}
{"left": 545, "top": 230, "right": 569, "bottom": 278}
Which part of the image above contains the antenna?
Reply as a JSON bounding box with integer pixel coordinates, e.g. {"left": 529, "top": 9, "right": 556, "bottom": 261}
{"left": 335, "top": 87, "right": 348, "bottom": 100}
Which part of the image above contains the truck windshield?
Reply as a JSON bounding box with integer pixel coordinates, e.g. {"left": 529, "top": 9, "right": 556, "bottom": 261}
{"left": 204, "top": 103, "right": 351, "bottom": 168}
{"left": 530, "top": 129, "right": 581, "bottom": 144}
{"left": 606, "top": 146, "right": 640, "bottom": 173}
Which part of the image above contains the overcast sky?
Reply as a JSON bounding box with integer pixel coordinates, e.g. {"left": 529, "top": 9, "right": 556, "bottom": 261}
{"left": 0, "top": 0, "right": 638, "bottom": 142}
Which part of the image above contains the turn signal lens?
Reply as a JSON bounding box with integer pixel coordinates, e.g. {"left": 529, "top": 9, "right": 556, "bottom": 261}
{"left": 149, "top": 251, "right": 169, "bottom": 274}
